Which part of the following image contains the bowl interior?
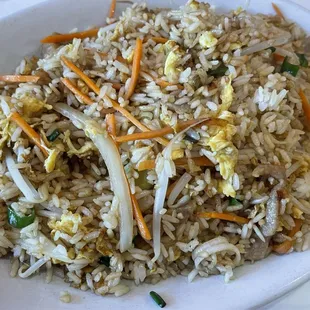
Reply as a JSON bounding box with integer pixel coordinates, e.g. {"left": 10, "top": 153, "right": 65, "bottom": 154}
{"left": 0, "top": 1, "right": 310, "bottom": 309}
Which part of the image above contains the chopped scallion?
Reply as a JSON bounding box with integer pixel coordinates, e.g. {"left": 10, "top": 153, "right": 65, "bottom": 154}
{"left": 297, "top": 53, "right": 308, "bottom": 67}
{"left": 47, "top": 129, "right": 61, "bottom": 142}
{"left": 208, "top": 63, "right": 228, "bottom": 77}
{"left": 98, "top": 256, "right": 111, "bottom": 267}
{"left": 229, "top": 198, "right": 242, "bottom": 206}
{"left": 281, "top": 56, "right": 299, "bottom": 77}
{"left": 150, "top": 291, "right": 166, "bottom": 308}
{"left": 136, "top": 170, "right": 153, "bottom": 190}
{"left": 7, "top": 207, "right": 35, "bottom": 228}
{"left": 266, "top": 46, "right": 276, "bottom": 53}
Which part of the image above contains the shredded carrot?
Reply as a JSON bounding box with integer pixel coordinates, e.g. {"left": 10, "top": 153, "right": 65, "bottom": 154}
{"left": 107, "top": 98, "right": 169, "bottom": 146}
{"left": 61, "top": 56, "right": 169, "bottom": 146}
{"left": 145, "top": 37, "right": 169, "bottom": 44}
{"left": 131, "top": 194, "right": 152, "bottom": 241}
{"left": 174, "top": 156, "right": 213, "bottom": 167}
{"left": 137, "top": 160, "right": 156, "bottom": 171}
{"left": 109, "top": 0, "right": 117, "bottom": 19}
{"left": 41, "top": 28, "right": 99, "bottom": 44}
{"left": 272, "top": 3, "right": 285, "bottom": 20}
{"left": 273, "top": 53, "right": 285, "bottom": 62}
{"left": 10, "top": 112, "right": 48, "bottom": 157}
{"left": 299, "top": 89, "right": 310, "bottom": 122}
{"left": 0, "top": 75, "right": 40, "bottom": 83}
{"left": 155, "top": 79, "right": 184, "bottom": 90}
{"left": 61, "top": 78, "right": 93, "bottom": 105}
{"left": 106, "top": 113, "right": 117, "bottom": 138}
{"left": 126, "top": 38, "right": 143, "bottom": 100}
{"left": 61, "top": 56, "right": 101, "bottom": 94}
{"left": 197, "top": 212, "right": 250, "bottom": 224}
{"left": 115, "top": 118, "right": 225, "bottom": 143}
{"left": 273, "top": 219, "right": 303, "bottom": 254}
{"left": 116, "top": 126, "right": 172, "bottom": 143}
{"left": 137, "top": 156, "right": 214, "bottom": 172}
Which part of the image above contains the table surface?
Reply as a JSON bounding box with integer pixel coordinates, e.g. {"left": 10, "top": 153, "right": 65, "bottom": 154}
{"left": 0, "top": 0, "right": 309, "bottom": 309}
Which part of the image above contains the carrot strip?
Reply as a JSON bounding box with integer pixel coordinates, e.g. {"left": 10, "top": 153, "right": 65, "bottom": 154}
{"left": 197, "top": 212, "right": 250, "bottom": 224}
{"left": 273, "top": 53, "right": 285, "bottom": 62}
{"left": 10, "top": 112, "right": 48, "bottom": 157}
{"left": 61, "top": 56, "right": 101, "bottom": 94}
{"left": 137, "top": 156, "right": 214, "bottom": 171}
{"left": 174, "top": 156, "right": 213, "bottom": 167}
{"left": 299, "top": 89, "right": 310, "bottom": 122}
{"left": 61, "top": 78, "right": 94, "bottom": 105}
{"left": 109, "top": 0, "right": 117, "bottom": 19}
{"left": 272, "top": 3, "right": 285, "bottom": 20}
{"left": 116, "top": 118, "right": 226, "bottom": 143}
{"left": 137, "top": 160, "right": 156, "bottom": 171}
{"left": 106, "top": 113, "right": 117, "bottom": 138}
{"left": 126, "top": 37, "right": 143, "bottom": 100}
{"left": 41, "top": 28, "right": 99, "bottom": 44}
{"left": 145, "top": 37, "right": 169, "bottom": 44}
{"left": 107, "top": 98, "right": 169, "bottom": 146}
{"left": 61, "top": 56, "right": 169, "bottom": 146}
{"left": 272, "top": 240, "right": 291, "bottom": 254}
{"left": 155, "top": 79, "right": 184, "bottom": 90}
{"left": 273, "top": 219, "right": 303, "bottom": 254}
{"left": 0, "top": 75, "right": 40, "bottom": 83}
{"left": 131, "top": 194, "right": 151, "bottom": 240}
{"left": 116, "top": 126, "right": 172, "bottom": 143}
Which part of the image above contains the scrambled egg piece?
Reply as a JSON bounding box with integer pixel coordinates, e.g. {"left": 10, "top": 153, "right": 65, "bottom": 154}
{"left": 0, "top": 104, "right": 17, "bottom": 159}
{"left": 208, "top": 126, "right": 236, "bottom": 154}
{"left": 188, "top": 0, "right": 200, "bottom": 9}
{"left": 229, "top": 42, "right": 242, "bottom": 50}
{"left": 48, "top": 211, "right": 85, "bottom": 236}
{"left": 76, "top": 246, "right": 97, "bottom": 263}
{"left": 234, "top": 7, "right": 244, "bottom": 15}
{"left": 201, "top": 77, "right": 238, "bottom": 197}
{"left": 218, "top": 178, "right": 236, "bottom": 198}
{"left": 207, "top": 124, "right": 238, "bottom": 181}
{"left": 44, "top": 148, "right": 59, "bottom": 173}
{"left": 171, "top": 149, "right": 184, "bottom": 160}
{"left": 220, "top": 76, "right": 234, "bottom": 111}
{"left": 160, "top": 104, "right": 174, "bottom": 127}
{"left": 96, "top": 230, "right": 114, "bottom": 256}
{"left": 110, "top": 23, "right": 123, "bottom": 41}
{"left": 0, "top": 119, "right": 11, "bottom": 158}
{"left": 292, "top": 206, "right": 303, "bottom": 219}
{"left": 199, "top": 31, "right": 218, "bottom": 49}
{"left": 17, "top": 94, "right": 52, "bottom": 117}
{"left": 64, "top": 130, "right": 97, "bottom": 158}
{"left": 164, "top": 40, "right": 185, "bottom": 83}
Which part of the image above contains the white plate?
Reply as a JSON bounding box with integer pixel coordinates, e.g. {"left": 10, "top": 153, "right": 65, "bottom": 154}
{"left": 0, "top": 0, "right": 310, "bottom": 309}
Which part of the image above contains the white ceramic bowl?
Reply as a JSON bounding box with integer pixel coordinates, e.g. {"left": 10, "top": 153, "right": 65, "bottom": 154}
{"left": 0, "top": 1, "right": 310, "bottom": 309}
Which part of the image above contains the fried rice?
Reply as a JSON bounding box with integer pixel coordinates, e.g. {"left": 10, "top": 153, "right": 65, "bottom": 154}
{"left": 0, "top": 0, "right": 310, "bottom": 298}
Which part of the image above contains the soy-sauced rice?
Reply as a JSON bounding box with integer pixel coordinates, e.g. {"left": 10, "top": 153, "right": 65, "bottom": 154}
{"left": 1, "top": 0, "right": 310, "bottom": 298}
